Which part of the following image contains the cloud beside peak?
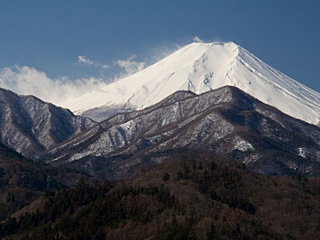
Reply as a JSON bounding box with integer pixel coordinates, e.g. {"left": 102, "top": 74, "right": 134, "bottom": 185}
{"left": 0, "top": 55, "right": 148, "bottom": 107}
{"left": 77, "top": 56, "right": 109, "bottom": 69}
{"left": 116, "top": 55, "right": 146, "bottom": 76}
{"left": 78, "top": 56, "right": 95, "bottom": 65}
{"left": 193, "top": 36, "right": 203, "bottom": 43}
{"left": 0, "top": 65, "right": 108, "bottom": 107}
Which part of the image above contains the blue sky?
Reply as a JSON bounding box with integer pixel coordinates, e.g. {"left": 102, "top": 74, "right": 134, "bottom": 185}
{"left": 0, "top": 0, "right": 319, "bottom": 99}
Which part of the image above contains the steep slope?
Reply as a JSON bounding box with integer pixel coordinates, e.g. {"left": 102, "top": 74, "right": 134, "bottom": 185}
{"left": 65, "top": 42, "right": 320, "bottom": 125}
{"left": 0, "top": 88, "right": 95, "bottom": 158}
{"left": 37, "top": 86, "right": 320, "bottom": 178}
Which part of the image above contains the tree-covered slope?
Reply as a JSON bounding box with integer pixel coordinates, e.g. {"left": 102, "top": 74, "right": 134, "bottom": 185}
{"left": 2, "top": 153, "right": 320, "bottom": 239}
{"left": 0, "top": 142, "right": 92, "bottom": 222}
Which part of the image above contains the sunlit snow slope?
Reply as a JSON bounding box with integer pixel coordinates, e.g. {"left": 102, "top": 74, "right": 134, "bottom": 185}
{"left": 65, "top": 42, "right": 320, "bottom": 125}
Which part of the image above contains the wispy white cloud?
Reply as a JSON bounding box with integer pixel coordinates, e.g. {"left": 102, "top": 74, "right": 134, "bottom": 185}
{"left": 0, "top": 65, "right": 108, "bottom": 107}
{"left": 210, "top": 36, "right": 228, "bottom": 43}
{"left": 0, "top": 55, "right": 147, "bottom": 107}
{"left": 193, "top": 36, "right": 203, "bottom": 43}
{"left": 77, "top": 56, "right": 95, "bottom": 65}
{"left": 149, "top": 43, "right": 182, "bottom": 62}
{"left": 116, "top": 55, "right": 145, "bottom": 76}
{"left": 77, "top": 55, "right": 109, "bottom": 69}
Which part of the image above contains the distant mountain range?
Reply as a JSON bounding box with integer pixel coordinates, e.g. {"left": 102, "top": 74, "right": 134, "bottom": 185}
{"left": 64, "top": 42, "right": 320, "bottom": 125}
{"left": 35, "top": 86, "right": 320, "bottom": 178}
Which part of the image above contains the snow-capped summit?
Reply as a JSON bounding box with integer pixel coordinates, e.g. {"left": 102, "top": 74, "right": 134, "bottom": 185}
{"left": 65, "top": 41, "right": 320, "bottom": 125}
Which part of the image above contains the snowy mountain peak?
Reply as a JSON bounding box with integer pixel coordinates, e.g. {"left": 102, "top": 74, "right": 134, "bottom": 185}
{"left": 65, "top": 41, "right": 320, "bottom": 125}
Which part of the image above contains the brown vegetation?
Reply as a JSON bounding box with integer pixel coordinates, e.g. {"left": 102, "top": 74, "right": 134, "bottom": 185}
{"left": 1, "top": 153, "right": 320, "bottom": 239}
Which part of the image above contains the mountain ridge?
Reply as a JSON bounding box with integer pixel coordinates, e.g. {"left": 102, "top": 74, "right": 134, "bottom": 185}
{"left": 0, "top": 87, "right": 95, "bottom": 158}
{"left": 35, "top": 86, "right": 320, "bottom": 179}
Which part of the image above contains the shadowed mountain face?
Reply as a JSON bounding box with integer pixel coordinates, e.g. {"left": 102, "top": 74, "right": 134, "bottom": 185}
{"left": 0, "top": 88, "right": 95, "bottom": 158}
{"left": 35, "top": 86, "right": 320, "bottom": 179}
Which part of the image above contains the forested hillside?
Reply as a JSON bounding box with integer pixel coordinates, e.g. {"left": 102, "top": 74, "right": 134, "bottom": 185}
{"left": 0, "top": 143, "right": 92, "bottom": 223}
{"left": 2, "top": 153, "right": 320, "bottom": 239}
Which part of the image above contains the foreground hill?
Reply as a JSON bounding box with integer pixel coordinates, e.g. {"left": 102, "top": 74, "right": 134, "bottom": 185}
{"left": 0, "top": 142, "right": 92, "bottom": 222}
{"left": 64, "top": 42, "right": 320, "bottom": 125}
{"left": 37, "top": 86, "right": 320, "bottom": 178}
{"left": 2, "top": 154, "right": 320, "bottom": 239}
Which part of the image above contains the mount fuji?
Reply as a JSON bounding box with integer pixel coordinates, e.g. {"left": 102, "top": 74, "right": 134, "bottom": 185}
{"left": 65, "top": 42, "right": 320, "bottom": 125}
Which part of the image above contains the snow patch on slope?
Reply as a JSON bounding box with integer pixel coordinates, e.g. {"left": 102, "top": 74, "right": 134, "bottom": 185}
{"left": 233, "top": 138, "right": 254, "bottom": 152}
